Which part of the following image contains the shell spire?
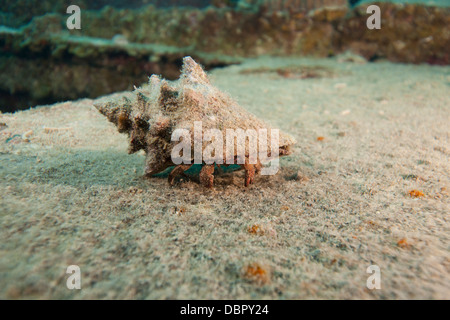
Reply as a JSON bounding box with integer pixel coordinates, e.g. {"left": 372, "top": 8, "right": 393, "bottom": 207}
{"left": 180, "top": 56, "right": 210, "bottom": 85}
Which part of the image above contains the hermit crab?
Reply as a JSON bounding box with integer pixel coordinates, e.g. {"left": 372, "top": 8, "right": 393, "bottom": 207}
{"left": 94, "top": 56, "right": 296, "bottom": 188}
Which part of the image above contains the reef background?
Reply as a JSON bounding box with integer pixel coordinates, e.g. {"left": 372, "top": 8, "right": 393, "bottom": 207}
{"left": 0, "top": 0, "right": 449, "bottom": 112}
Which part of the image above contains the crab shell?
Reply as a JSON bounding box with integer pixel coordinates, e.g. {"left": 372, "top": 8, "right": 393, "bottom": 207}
{"left": 95, "top": 56, "right": 296, "bottom": 183}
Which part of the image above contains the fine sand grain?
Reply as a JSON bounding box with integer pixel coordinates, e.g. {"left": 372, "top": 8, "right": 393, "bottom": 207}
{"left": 0, "top": 57, "right": 449, "bottom": 299}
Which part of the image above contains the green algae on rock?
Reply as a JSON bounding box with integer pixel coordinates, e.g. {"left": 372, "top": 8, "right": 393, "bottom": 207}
{"left": 94, "top": 56, "right": 296, "bottom": 188}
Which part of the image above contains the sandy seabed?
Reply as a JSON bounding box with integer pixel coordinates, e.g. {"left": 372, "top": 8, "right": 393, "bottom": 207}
{"left": 0, "top": 57, "right": 449, "bottom": 299}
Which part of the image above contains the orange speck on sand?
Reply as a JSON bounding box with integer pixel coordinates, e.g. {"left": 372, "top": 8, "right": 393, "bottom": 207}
{"left": 317, "top": 136, "right": 325, "bottom": 141}
{"left": 409, "top": 190, "right": 424, "bottom": 198}
{"left": 281, "top": 205, "right": 289, "bottom": 211}
{"left": 366, "top": 221, "right": 378, "bottom": 229}
{"left": 243, "top": 263, "right": 270, "bottom": 284}
{"left": 247, "top": 224, "right": 261, "bottom": 234}
{"left": 397, "top": 238, "right": 411, "bottom": 248}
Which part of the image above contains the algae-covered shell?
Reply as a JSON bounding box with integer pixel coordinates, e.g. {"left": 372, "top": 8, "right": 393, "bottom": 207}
{"left": 95, "top": 56, "right": 296, "bottom": 186}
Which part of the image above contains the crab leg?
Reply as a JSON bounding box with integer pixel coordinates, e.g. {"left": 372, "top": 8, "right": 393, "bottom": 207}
{"left": 200, "top": 164, "right": 215, "bottom": 188}
{"left": 255, "top": 159, "right": 262, "bottom": 174}
{"left": 168, "top": 164, "right": 193, "bottom": 185}
{"left": 243, "top": 163, "right": 256, "bottom": 187}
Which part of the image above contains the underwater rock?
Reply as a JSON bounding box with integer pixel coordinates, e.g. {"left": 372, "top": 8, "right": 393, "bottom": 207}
{"left": 5, "top": 1, "right": 447, "bottom": 62}
{"left": 95, "top": 56, "right": 296, "bottom": 188}
{"left": 2, "top": 1, "right": 448, "bottom": 112}
{"left": 0, "top": 28, "right": 240, "bottom": 112}
{"left": 336, "top": 50, "right": 367, "bottom": 64}
{"left": 335, "top": 3, "right": 450, "bottom": 64}
{"left": 237, "top": 0, "right": 348, "bottom": 13}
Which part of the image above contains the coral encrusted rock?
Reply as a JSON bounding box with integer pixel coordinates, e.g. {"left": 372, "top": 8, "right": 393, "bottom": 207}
{"left": 95, "top": 56, "right": 296, "bottom": 188}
